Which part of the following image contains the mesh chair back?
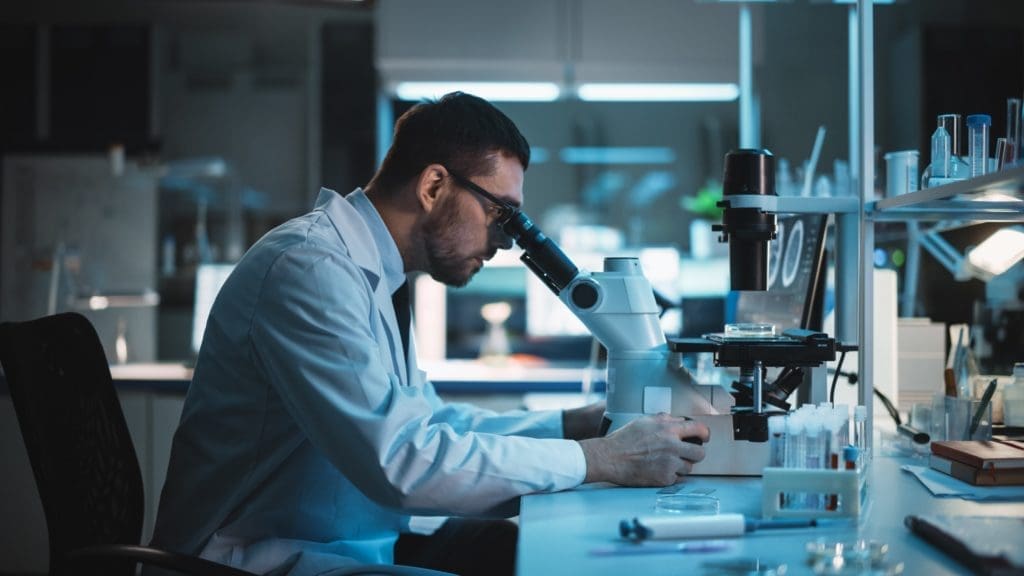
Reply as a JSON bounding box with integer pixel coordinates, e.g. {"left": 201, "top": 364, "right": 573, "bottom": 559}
{"left": 0, "top": 313, "right": 144, "bottom": 576}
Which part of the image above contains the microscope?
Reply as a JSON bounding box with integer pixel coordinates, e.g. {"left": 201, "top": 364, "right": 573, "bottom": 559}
{"left": 499, "top": 149, "right": 846, "bottom": 475}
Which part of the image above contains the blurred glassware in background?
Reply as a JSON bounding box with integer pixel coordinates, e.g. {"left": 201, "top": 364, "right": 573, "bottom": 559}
{"left": 967, "top": 114, "right": 991, "bottom": 178}
{"left": 883, "top": 150, "right": 918, "bottom": 197}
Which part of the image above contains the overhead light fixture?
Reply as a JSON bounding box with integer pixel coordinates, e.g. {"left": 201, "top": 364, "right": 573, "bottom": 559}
{"left": 394, "top": 82, "right": 560, "bottom": 102}
{"left": 826, "top": 0, "right": 895, "bottom": 4}
{"left": 576, "top": 83, "right": 740, "bottom": 102}
{"left": 966, "top": 226, "right": 1024, "bottom": 280}
{"left": 919, "top": 225, "right": 1024, "bottom": 282}
{"left": 559, "top": 147, "right": 676, "bottom": 165}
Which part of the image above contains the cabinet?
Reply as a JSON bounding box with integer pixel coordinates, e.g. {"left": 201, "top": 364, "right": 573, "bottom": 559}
{"left": 375, "top": 0, "right": 742, "bottom": 88}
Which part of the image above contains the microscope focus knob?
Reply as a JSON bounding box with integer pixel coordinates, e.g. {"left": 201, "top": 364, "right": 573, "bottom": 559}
{"left": 570, "top": 281, "right": 600, "bottom": 310}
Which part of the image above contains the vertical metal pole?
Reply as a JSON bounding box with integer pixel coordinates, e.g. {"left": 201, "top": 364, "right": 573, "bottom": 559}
{"left": 739, "top": 3, "right": 756, "bottom": 149}
{"left": 857, "top": 0, "right": 876, "bottom": 451}
{"left": 753, "top": 360, "right": 764, "bottom": 413}
{"left": 835, "top": 6, "right": 859, "bottom": 349}
{"left": 848, "top": 6, "right": 859, "bottom": 183}
{"left": 902, "top": 221, "right": 921, "bottom": 317}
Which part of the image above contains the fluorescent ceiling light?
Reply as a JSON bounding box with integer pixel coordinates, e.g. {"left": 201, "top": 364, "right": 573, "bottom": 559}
{"left": 394, "top": 82, "right": 560, "bottom": 102}
{"left": 966, "top": 226, "right": 1024, "bottom": 280}
{"left": 560, "top": 147, "right": 676, "bottom": 165}
{"left": 577, "top": 83, "right": 740, "bottom": 102}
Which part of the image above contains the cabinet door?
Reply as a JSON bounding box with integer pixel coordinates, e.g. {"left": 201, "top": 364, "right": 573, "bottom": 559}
{"left": 376, "top": 0, "right": 564, "bottom": 85}
{"left": 576, "top": 0, "right": 740, "bottom": 84}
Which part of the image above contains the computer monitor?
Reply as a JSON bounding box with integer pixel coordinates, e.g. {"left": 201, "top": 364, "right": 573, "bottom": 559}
{"left": 729, "top": 214, "right": 828, "bottom": 332}
{"left": 191, "top": 263, "right": 235, "bottom": 354}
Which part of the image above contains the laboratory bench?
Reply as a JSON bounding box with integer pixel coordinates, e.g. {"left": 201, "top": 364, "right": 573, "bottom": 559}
{"left": 516, "top": 451, "right": 1024, "bottom": 576}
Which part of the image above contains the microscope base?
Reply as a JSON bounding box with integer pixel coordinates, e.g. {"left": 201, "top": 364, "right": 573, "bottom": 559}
{"left": 601, "top": 411, "right": 772, "bottom": 476}
{"left": 688, "top": 413, "right": 770, "bottom": 476}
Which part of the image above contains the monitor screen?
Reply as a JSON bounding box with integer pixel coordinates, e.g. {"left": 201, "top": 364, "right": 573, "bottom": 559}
{"left": 730, "top": 214, "right": 828, "bottom": 332}
{"left": 192, "top": 263, "right": 235, "bottom": 354}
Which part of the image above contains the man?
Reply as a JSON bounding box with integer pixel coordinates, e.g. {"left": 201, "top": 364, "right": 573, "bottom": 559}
{"left": 151, "top": 92, "right": 709, "bottom": 576}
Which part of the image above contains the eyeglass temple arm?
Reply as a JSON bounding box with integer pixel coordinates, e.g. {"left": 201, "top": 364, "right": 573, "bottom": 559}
{"left": 500, "top": 210, "right": 580, "bottom": 295}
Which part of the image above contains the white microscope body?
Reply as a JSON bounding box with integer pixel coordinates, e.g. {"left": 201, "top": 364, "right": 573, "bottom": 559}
{"left": 557, "top": 257, "right": 769, "bottom": 476}
{"left": 500, "top": 186, "right": 781, "bottom": 476}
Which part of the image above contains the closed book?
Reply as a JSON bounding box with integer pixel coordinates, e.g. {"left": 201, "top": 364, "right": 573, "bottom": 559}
{"left": 930, "top": 440, "right": 1024, "bottom": 469}
{"left": 929, "top": 454, "right": 1024, "bottom": 486}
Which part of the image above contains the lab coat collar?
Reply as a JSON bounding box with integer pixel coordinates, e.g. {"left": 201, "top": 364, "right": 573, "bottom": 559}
{"left": 344, "top": 188, "right": 407, "bottom": 296}
{"left": 313, "top": 188, "right": 407, "bottom": 296}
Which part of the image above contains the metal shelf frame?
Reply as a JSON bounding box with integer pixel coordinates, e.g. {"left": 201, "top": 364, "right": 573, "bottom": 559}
{"left": 853, "top": 1, "right": 1022, "bottom": 446}
{"left": 868, "top": 165, "right": 1024, "bottom": 222}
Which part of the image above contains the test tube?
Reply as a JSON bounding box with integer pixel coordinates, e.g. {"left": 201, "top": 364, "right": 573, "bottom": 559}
{"left": 854, "top": 405, "right": 868, "bottom": 469}
{"left": 1008, "top": 98, "right": 1021, "bottom": 163}
{"left": 967, "top": 114, "right": 991, "bottom": 178}
{"left": 995, "top": 138, "right": 1011, "bottom": 171}
{"left": 783, "top": 417, "right": 805, "bottom": 509}
{"left": 834, "top": 404, "right": 851, "bottom": 447}
{"left": 805, "top": 421, "right": 824, "bottom": 510}
{"left": 768, "top": 416, "right": 785, "bottom": 468}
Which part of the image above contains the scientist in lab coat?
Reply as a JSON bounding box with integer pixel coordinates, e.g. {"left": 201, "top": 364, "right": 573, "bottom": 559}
{"left": 150, "top": 92, "right": 709, "bottom": 576}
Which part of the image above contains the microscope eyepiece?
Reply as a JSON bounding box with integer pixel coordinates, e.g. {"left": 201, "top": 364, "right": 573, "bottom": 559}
{"left": 501, "top": 211, "right": 579, "bottom": 295}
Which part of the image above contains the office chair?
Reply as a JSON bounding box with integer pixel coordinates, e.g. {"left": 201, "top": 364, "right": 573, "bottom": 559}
{"left": 0, "top": 312, "right": 255, "bottom": 576}
{"left": 0, "top": 313, "right": 452, "bottom": 576}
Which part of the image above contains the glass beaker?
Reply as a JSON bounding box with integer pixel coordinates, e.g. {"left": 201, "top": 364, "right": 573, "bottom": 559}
{"left": 931, "top": 394, "right": 992, "bottom": 441}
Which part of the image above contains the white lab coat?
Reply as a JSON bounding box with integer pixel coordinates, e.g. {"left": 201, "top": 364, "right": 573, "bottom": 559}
{"left": 149, "top": 188, "right": 586, "bottom": 575}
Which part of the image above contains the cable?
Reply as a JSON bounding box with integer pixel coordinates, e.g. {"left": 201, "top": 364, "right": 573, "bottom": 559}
{"left": 828, "top": 350, "right": 848, "bottom": 405}
{"left": 873, "top": 388, "right": 902, "bottom": 426}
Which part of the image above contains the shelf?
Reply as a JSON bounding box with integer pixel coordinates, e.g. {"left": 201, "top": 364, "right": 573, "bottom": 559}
{"left": 868, "top": 164, "right": 1024, "bottom": 222}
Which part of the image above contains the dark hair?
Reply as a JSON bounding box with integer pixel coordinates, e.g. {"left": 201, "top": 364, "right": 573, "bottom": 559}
{"left": 369, "top": 92, "right": 530, "bottom": 192}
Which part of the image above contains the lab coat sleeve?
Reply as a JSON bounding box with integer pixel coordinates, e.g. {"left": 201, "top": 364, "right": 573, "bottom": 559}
{"left": 418, "top": 376, "right": 567, "bottom": 439}
{"left": 249, "top": 246, "right": 586, "bottom": 516}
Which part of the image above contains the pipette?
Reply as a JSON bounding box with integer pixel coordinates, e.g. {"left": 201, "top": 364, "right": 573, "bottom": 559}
{"left": 619, "top": 513, "right": 820, "bottom": 541}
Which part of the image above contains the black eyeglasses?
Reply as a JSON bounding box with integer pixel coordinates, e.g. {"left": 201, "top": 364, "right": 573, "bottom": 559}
{"left": 445, "top": 168, "right": 519, "bottom": 229}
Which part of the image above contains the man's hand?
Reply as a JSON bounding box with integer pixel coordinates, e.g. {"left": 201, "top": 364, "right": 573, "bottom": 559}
{"left": 577, "top": 414, "right": 710, "bottom": 486}
{"left": 562, "top": 401, "right": 606, "bottom": 440}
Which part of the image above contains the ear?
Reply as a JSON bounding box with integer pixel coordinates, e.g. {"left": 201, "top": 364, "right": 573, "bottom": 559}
{"left": 415, "top": 164, "right": 447, "bottom": 214}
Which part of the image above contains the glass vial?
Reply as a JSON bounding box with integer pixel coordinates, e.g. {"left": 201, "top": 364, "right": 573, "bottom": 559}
{"left": 936, "top": 113, "right": 969, "bottom": 181}
{"left": 930, "top": 126, "right": 951, "bottom": 178}
{"left": 938, "top": 113, "right": 962, "bottom": 156}
{"left": 967, "top": 114, "right": 991, "bottom": 178}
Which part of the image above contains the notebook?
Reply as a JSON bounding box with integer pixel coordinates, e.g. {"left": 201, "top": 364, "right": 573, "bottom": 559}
{"left": 930, "top": 440, "right": 1024, "bottom": 470}
{"left": 929, "top": 454, "right": 1024, "bottom": 486}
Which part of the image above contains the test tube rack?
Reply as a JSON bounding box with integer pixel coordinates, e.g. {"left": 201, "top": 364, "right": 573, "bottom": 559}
{"left": 761, "top": 467, "right": 868, "bottom": 519}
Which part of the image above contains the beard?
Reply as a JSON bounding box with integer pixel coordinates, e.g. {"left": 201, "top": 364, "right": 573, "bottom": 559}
{"left": 423, "top": 200, "right": 482, "bottom": 287}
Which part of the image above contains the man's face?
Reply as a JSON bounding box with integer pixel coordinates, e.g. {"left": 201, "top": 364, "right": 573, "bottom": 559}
{"left": 423, "top": 154, "right": 523, "bottom": 287}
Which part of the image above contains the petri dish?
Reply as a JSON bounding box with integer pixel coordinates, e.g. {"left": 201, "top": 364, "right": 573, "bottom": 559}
{"left": 723, "top": 323, "right": 777, "bottom": 339}
{"left": 654, "top": 493, "right": 720, "bottom": 515}
{"left": 805, "top": 539, "right": 901, "bottom": 575}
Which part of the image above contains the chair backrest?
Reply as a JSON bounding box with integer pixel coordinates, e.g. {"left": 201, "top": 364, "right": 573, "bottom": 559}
{"left": 0, "top": 312, "right": 143, "bottom": 576}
